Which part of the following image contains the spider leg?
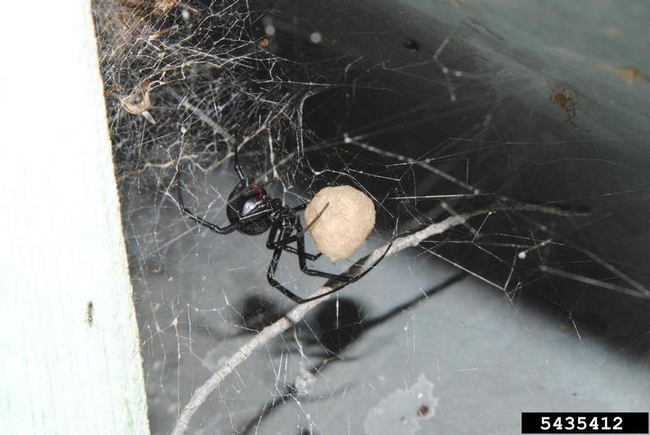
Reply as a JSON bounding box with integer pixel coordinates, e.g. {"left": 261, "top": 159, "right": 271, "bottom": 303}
{"left": 266, "top": 219, "right": 311, "bottom": 304}
{"left": 267, "top": 247, "right": 304, "bottom": 304}
{"left": 176, "top": 168, "right": 239, "bottom": 234}
{"left": 266, "top": 239, "right": 392, "bottom": 304}
{"left": 292, "top": 217, "right": 361, "bottom": 282}
{"left": 233, "top": 141, "right": 246, "bottom": 182}
{"left": 266, "top": 209, "right": 322, "bottom": 261}
{"left": 267, "top": 208, "right": 364, "bottom": 281}
{"left": 280, "top": 245, "right": 321, "bottom": 262}
{"left": 265, "top": 213, "right": 390, "bottom": 304}
{"left": 296, "top": 202, "right": 329, "bottom": 234}
{"left": 297, "top": 243, "right": 392, "bottom": 303}
{"left": 266, "top": 203, "right": 330, "bottom": 260}
{"left": 283, "top": 204, "right": 327, "bottom": 260}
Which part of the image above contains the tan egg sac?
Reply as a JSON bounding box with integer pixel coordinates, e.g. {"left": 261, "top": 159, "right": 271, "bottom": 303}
{"left": 304, "top": 185, "right": 376, "bottom": 262}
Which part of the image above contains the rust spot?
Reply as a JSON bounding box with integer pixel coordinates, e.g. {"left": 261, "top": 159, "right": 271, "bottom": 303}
{"left": 550, "top": 87, "right": 577, "bottom": 126}
{"left": 258, "top": 36, "right": 271, "bottom": 49}
{"left": 404, "top": 38, "right": 421, "bottom": 53}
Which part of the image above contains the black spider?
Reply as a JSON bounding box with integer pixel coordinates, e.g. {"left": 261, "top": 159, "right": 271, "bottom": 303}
{"left": 175, "top": 146, "right": 387, "bottom": 304}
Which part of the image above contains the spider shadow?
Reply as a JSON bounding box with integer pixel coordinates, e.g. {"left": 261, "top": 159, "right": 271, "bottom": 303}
{"left": 238, "top": 272, "right": 466, "bottom": 434}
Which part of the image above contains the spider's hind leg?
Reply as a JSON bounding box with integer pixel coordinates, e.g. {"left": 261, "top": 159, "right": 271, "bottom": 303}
{"left": 281, "top": 245, "right": 321, "bottom": 262}
{"left": 265, "top": 211, "right": 390, "bottom": 304}
{"left": 273, "top": 242, "right": 392, "bottom": 304}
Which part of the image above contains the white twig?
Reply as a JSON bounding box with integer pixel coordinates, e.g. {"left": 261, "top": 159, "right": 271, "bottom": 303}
{"left": 168, "top": 200, "right": 586, "bottom": 435}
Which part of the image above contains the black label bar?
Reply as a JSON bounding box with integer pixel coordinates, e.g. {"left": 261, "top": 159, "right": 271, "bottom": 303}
{"left": 521, "top": 412, "right": 649, "bottom": 433}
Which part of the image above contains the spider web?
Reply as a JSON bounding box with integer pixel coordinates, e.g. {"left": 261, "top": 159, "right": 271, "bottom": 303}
{"left": 93, "top": 0, "right": 650, "bottom": 434}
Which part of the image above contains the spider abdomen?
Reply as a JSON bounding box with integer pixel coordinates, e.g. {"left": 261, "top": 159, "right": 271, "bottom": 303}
{"left": 226, "top": 180, "right": 273, "bottom": 235}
